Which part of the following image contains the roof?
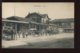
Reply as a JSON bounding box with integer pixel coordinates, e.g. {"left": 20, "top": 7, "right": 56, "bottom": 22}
{"left": 6, "top": 16, "right": 26, "bottom": 21}
{"left": 51, "top": 18, "right": 74, "bottom": 23}
{"left": 2, "top": 19, "right": 29, "bottom": 24}
{"left": 25, "top": 12, "right": 42, "bottom": 18}
{"left": 2, "top": 19, "right": 55, "bottom": 26}
{"left": 25, "top": 12, "right": 50, "bottom": 19}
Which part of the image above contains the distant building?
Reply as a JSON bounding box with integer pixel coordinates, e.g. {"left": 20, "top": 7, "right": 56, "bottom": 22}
{"left": 50, "top": 18, "right": 74, "bottom": 32}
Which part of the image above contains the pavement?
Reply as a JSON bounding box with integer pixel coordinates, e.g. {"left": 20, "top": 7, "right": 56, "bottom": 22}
{"left": 2, "top": 33, "right": 74, "bottom": 48}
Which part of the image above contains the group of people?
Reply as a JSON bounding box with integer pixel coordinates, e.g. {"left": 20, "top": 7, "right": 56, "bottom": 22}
{"left": 2, "top": 27, "right": 59, "bottom": 40}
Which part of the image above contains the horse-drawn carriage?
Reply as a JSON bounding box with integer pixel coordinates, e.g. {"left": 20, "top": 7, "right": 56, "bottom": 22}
{"left": 2, "top": 26, "right": 15, "bottom": 40}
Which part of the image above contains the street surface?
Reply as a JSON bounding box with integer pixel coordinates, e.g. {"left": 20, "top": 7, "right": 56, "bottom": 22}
{"left": 2, "top": 33, "right": 74, "bottom": 48}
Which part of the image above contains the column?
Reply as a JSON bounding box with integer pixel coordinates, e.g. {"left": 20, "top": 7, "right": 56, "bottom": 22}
{"left": 15, "top": 23, "right": 17, "bottom": 40}
{"left": 22, "top": 24, "right": 25, "bottom": 38}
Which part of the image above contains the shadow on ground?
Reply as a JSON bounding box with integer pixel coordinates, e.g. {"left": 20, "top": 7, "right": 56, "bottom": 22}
{"left": 9, "top": 38, "right": 74, "bottom": 48}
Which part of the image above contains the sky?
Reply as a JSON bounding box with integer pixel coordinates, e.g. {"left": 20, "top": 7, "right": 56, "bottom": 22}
{"left": 2, "top": 2, "right": 74, "bottom": 20}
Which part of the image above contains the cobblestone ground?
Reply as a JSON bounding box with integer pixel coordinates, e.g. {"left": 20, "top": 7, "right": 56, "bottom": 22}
{"left": 2, "top": 33, "right": 74, "bottom": 48}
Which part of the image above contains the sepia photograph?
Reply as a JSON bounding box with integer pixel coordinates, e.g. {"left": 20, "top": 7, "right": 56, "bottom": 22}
{"left": 2, "top": 2, "right": 74, "bottom": 48}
